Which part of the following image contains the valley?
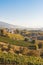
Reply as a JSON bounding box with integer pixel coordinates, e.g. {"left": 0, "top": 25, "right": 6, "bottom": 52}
{"left": 0, "top": 22, "right": 43, "bottom": 65}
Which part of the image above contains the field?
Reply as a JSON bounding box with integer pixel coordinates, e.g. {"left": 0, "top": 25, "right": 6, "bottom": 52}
{"left": 0, "top": 34, "right": 43, "bottom": 65}
{"left": 0, "top": 36, "right": 31, "bottom": 47}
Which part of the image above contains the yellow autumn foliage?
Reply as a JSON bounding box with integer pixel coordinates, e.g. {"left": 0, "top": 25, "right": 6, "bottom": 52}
{"left": 7, "top": 33, "right": 24, "bottom": 40}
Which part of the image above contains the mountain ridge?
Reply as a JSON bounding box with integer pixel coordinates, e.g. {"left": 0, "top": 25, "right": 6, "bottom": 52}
{"left": 0, "top": 21, "right": 27, "bottom": 29}
{"left": 0, "top": 21, "right": 43, "bottom": 31}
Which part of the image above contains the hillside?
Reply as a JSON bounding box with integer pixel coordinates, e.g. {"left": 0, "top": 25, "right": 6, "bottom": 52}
{"left": 0, "top": 39, "right": 43, "bottom": 65}
{"left": 0, "top": 22, "right": 43, "bottom": 65}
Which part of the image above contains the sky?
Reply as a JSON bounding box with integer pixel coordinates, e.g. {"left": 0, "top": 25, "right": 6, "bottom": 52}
{"left": 0, "top": 0, "right": 43, "bottom": 28}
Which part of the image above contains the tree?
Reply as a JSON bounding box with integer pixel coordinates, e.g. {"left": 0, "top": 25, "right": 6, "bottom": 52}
{"left": 31, "top": 40, "right": 35, "bottom": 44}
{"left": 16, "top": 29, "right": 20, "bottom": 34}
{"left": 38, "top": 43, "right": 42, "bottom": 49}
{"left": 0, "top": 29, "right": 3, "bottom": 36}
{"left": 40, "top": 52, "right": 43, "bottom": 58}
{"left": 24, "top": 37, "right": 29, "bottom": 41}
{"left": 0, "top": 58, "right": 4, "bottom": 63}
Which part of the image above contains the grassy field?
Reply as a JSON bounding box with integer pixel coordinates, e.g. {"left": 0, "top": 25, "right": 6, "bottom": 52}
{"left": 0, "top": 36, "right": 32, "bottom": 47}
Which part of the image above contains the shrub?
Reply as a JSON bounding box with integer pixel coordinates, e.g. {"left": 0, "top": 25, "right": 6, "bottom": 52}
{"left": 31, "top": 40, "right": 35, "bottom": 44}
{"left": 38, "top": 43, "right": 42, "bottom": 49}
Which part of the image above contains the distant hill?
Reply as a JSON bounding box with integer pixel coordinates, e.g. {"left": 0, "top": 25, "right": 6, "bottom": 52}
{"left": 0, "top": 21, "right": 43, "bottom": 31}
{"left": 0, "top": 21, "right": 26, "bottom": 29}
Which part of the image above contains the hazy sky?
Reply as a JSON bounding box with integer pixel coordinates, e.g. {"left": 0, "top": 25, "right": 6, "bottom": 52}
{"left": 0, "top": 0, "right": 43, "bottom": 28}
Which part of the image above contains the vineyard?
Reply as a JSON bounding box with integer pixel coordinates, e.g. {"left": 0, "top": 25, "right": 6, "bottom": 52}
{"left": 0, "top": 29, "right": 43, "bottom": 65}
